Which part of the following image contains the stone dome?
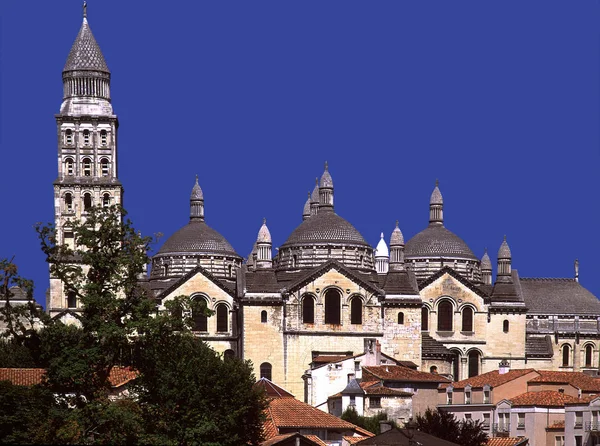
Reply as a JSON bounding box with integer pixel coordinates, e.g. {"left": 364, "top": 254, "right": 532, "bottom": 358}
{"left": 375, "top": 233, "right": 389, "bottom": 258}
{"left": 157, "top": 220, "right": 240, "bottom": 258}
{"left": 481, "top": 249, "right": 492, "bottom": 270}
{"left": 405, "top": 226, "right": 477, "bottom": 260}
{"left": 257, "top": 219, "right": 272, "bottom": 244}
{"left": 281, "top": 212, "right": 369, "bottom": 248}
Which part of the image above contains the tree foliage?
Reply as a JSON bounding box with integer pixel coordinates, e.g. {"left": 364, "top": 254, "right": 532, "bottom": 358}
{"left": 0, "top": 205, "right": 267, "bottom": 444}
{"left": 415, "top": 408, "right": 488, "bottom": 446}
{"left": 341, "top": 405, "right": 395, "bottom": 435}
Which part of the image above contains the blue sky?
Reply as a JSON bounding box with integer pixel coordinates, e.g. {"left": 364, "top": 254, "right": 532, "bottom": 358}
{"left": 0, "top": 1, "right": 598, "bottom": 305}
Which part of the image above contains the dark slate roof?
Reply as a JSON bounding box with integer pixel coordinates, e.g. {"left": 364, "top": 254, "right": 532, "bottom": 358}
{"left": 245, "top": 270, "right": 282, "bottom": 293}
{"left": 64, "top": 18, "right": 109, "bottom": 73}
{"left": 157, "top": 221, "right": 241, "bottom": 258}
{"left": 357, "top": 427, "right": 460, "bottom": 446}
{"left": 490, "top": 271, "right": 525, "bottom": 305}
{"left": 526, "top": 335, "right": 554, "bottom": 358}
{"left": 380, "top": 271, "right": 419, "bottom": 296}
{"left": 422, "top": 333, "right": 452, "bottom": 358}
{"left": 341, "top": 379, "right": 364, "bottom": 396}
{"left": 405, "top": 225, "right": 477, "bottom": 260}
{"left": 281, "top": 211, "right": 369, "bottom": 248}
{"left": 520, "top": 278, "right": 600, "bottom": 315}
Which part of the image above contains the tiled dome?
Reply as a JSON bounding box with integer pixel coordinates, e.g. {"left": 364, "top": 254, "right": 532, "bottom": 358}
{"left": 405, "top": 225, "right": 477, "bottom": 260}
{"left": 63, "top": 18, "right": 109, "bottom": 73}
{"left": 281, "top": 212, "right": 369, "bottom": 247}
{"left": 157, "top": 221, "right": 240, "bottom": 257}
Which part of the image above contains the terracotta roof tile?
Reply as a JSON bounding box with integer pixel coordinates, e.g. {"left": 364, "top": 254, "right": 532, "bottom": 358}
{"left": 343, "top": 436, "right": 368, "bottom": 444}
{"left": 487, "top": 438, "right": 529, "bottom": 446}
{"left": 444, "top": 369, "right": 537, "bottom": 389}
{"left": 304, "top": 435, "right": 328, "bottom": 446}
{"left": 0, "top": 367, "right": 137, "bottom": 388}
{"left": 550, "top": 420, "right": 565, "bottom": 428}
{"left": 360, "top": 381, "right": 413, "bottom": 396}
{"left": 509, "top": 390, "right": 580, "bottom": 407}
{"left": 265, "top": 397, "right": 370, "bottom": 432}
{"left": 255, "top": 378, "right": 295, "bottom": 398}
{"left": 362, "top": 365, "right": 450, "bottom": 383}
{"left": 528, "top": 370, "right": 600, "bottom": 392}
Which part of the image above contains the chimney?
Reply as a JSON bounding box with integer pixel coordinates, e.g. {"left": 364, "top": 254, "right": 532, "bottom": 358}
{"left": 498, "top": 359, "right": 510, "bottom": 375}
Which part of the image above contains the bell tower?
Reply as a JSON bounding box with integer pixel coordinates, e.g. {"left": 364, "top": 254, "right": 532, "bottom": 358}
{"left": 49, "top": 3, "right": 123, "bottom": 317}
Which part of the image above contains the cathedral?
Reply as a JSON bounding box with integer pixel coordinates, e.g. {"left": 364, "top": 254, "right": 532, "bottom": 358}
{"left": 48, "top": 8, "right": 600, "bottom": 400}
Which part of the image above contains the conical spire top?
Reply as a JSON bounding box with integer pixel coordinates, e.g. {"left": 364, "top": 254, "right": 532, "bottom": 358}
{"left": 430, "top": 180, "right": 443, "bottom": 205}
{"left": 390, "top": 221, "right": 405, "bottom": 246}
{"left": 498, "top": 235, "right": 511, "bottom": 259}
{"left": 481, "top": 248, "right": 492, "bottom": 270}
{"left": 64, "top": 5, "right": 110, "bottom": 74}
{"left": 190, "top": 176, "right": 204, "bottom": 221}
{"left": 302, "top": 192, "right": 311, "bottom": 220}
{"left": 375, "top": 232, "right": 389, "bottom": 258}
{"left": 257, "top": 218, "right": 272, "bottom": 244}
{"left": 190, "top": 175, "right": 203, "bottom": 200}
{"left": 320, "top": 161, "right": 333, "bottom": 188}
{"left": 429, "top": 180, "right": 444, "bottom": 226}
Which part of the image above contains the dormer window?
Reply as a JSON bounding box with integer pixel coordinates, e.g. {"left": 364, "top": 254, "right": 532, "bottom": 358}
{"left": 83, "top": 129, "right": 90, "bottom": 146}
{"left": 100, "top": 130, "right": 107, "bottom": 146}
{"left": 83, "top": 158, "right": 92, "bottom": 177}
{"left": 483, "top": 386, "right": 491, "bottom": 404}
{"left": 65, "top": 129, "right": 73, "bottom": 145}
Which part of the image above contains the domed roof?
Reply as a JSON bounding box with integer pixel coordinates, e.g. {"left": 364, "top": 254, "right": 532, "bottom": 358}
{"left": 64, "top": 18, "right": 109, "bottom": 73}
{"left": 257, "top": 219, "right": 272, "bottom": 243}
{"left": 281, "top": 211, "right": 369, "bottom": 247}
{"left": 390, "top": 221, "right": 405, "bottom": 246}
{"left": 498, "top": 236, "right": 512, "bottom": 259}
{"left": 320, "top": 162, "right": 333, "bottom": 188}
{"left": 157, "top": 220, "right": 240, "bottom": 258}
{"left": 430, "top": 180, "right": 443, "bottom": 205}
{"left": 405, "top": 225, "right": 477, "bottom": 260}
{"left": 481, "top": 249, "right": 492, "bottom": 270}
{"left": 375, "top": 233, "right": 389, "bottom": 258}
{"left": 190, "top": 175, "right": 203, "bottom": 200}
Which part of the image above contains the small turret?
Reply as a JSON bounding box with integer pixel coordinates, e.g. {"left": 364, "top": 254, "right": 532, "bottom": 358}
{"left": 429, "top": 179, "right": 444, "bottom": 226}
{"left": 256, "top": 218, "right": 273, "bottom": 269}
{"left": 302, "top": 192, "right": 311, "bottom": 221}
{"left": 389, "top": 221, "right": 405, "bottom": 271}
{"left": 496, "top": 236, "right": 512, "bottom": 283}
{"left": 319, "top": 161, "right": 334, "bottom": 212}
{"left": 310, "top": 178, "right": 320, "bottom": 216}
{"left": 375, "top": 233, "right": 389, "bottom": 275}
{"left": 481, "top": 248, "right": 492, "bottom": 285}
{"left": 575, "top": 259, "right": 579, "bottom": 283}
{"left": 190, "top": 175, "right": 204, "bottom": 221}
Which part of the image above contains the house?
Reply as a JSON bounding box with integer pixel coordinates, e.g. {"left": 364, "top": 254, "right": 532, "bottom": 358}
{"left": 353, "top": 426, "right": 461, "bottom": 446}
{"left": 259, "top": 378, "right": 373, "bottom": 445}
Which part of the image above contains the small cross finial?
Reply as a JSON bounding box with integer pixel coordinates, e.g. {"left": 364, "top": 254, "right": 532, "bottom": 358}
{"left": 263, "top": 217, "right": 266, "bottom": 225}
{"left": 307, "top": 191, "right": 311, "bottom": 199}
{"left": 380, "top": 232, "right": 384, "bottom": 239}
{"left": 195, "top": 174, "right": 198, "bottom": 183}
{"left": 324, "top": 161, "right": 328, "bottom": 171}
{"left": 435, "top": 178, "right": 439, "bottom": 187}
{"left": 395, "top": 220, "right": 399, "bottom": 228}
{"left": 315, "top": 177, "right": 319, "bottom": 186}
{"left": 83, "top": 1, "right": 87, "bottom": 18}
{"left": 503, "top": 234, "right": 507, "bottom": 242}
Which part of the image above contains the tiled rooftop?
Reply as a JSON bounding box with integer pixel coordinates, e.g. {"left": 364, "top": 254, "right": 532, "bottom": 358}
{"left": 509, "top": 390, "right": 581, "bottom": 407}
{"left": 362, "top": 365, "right": 450, "bottom": 383}
{"left": 254, "top": 378, "right": 295, "bottom": 399}
{"left": 528, "top": 370, "right": 600, "bottom": 392}
{"left": 0, "top": 367, "right": 137, "bottom": 388}
{"left": 487, "top": 438, "right": 529, "bottom": 446}
{"left": 444, "top": 368, "right": 537, "bottom": 389}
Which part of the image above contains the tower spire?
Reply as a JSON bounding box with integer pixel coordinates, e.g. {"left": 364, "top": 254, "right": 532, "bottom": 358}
{"left": 256, "top": 219, "right": 273, "bottom": 269}
{"left": 190, "top": 175, "right": 204, "bottom": 221}
{"left": 429, "top": 180, "right": 444, "bottom": 226}
{"left": 319, "top": 162, "right": 334, "bottom": 212}
{"left": 389, "top": 221, "right": 405, "bottom": 271}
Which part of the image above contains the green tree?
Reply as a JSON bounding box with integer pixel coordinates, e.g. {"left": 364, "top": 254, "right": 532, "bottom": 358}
{"left": 341, "top": 405, "right": 395, "bottom": 435}
{"left": 414, "top": 408, "right": 488, "bottom": 446}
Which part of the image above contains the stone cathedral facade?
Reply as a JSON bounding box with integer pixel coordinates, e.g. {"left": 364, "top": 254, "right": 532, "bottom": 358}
{"left": 49, "top": 10, "right": 600, "bottom": 401}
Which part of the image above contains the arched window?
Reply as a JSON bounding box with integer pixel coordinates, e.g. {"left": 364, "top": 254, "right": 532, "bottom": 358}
{"left": 102, "top": 193, "right": 110, "bottom": 208}
{"left": 192, "top": 297, "right": 208, "bottom": 332}
{"left": 398, "top": 312, "right": 405, "bottom": 325}
{"left": 562, "top": 344, "right": 571, "bottom": 367}
{"left": 82, "top": 158, "right": 92, "bottom": 176}
{"left": 64, "top": 158, "right": 74, "bottom": 176}
{"left": 302, "top": 295, "right": 315, "bottom": 324}
{"left": 324, "top": 289, "right": 341, "bottom": 325}
{"left": 64, "top": 193, "right": 73, "bottom": 212}
{"left": 451, "top": 350, "right": 461, "bottom": 381}
{"left": 468, "top": 350, "right": 480, "bottom": 378}
{"left": 462, "top": 307, "right": 473, "bottom": 332}
{"left": 228, "top": 265, "right": 232, "bottom": 277}
{"left": 100, "top": 158, "right": 109, "bottom": 177}
{"left": 216, "top": 303, "right": 228, "bottom": 333}
{"left": 421, "top": 307, "right": 429, "bottom": 331}
{"left": 585, "top": 344, "right": 593, "bottom": 367}
{"left": 430, "top": 365, "right": 438, "bottom": 374}
{"left": 65, "top": 129, "right": 73, "bottom": 145}
{"left": 292, "top": 254, "right": 297, "bottom": 268}
{"left": 83, "top": 193, "right": 92, "bottom": 211}
{"left": 100, "top": 129, "right": 107, "bottom": 146}
{"left": 503, "top": 320, "right": 509, "bottom": 333}
{"left": 438, "top": 301, "right": 453, "bottom": 331}
{"left": 260, "top": 362, "right": 272, "bottom": 381}
{"left": 83, "top": 129, "right": 90, "bottom": 145}
{"left": 350, "top": 297, "right": 362, "bottom": 325}
{"left": 261, "top": 310, "right": 267, "bottom": 323}
{"left": 224, "top": 349, "right": 235, "bottom": 360}
{"left": 67, "top": 291, "right": 77, "bottom": 309}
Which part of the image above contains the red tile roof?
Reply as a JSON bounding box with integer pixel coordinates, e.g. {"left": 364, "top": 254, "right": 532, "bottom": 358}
{"left": 487, "top": 438, "right": 529, "bottom": 446}
{"left": 360, "top": 381, "right": 413, "bottom": 397}
{"left": 303, "top": 435, "right": 328, "bottom": 446}
{"left": 528, "top": 370, "right": 600, "bottom": 392}
{"left": 509, "top": 390, "right": 581, "bottom": 407}
{"left": 343, "top": 435, "right": 368, "bottom": 444}
{"left": 444, "top": 369, "right": 537, "bottom": 389}
{"left": 312, "top": 354, "right": 353, "bottom": 364}
{"left": 0, "top": 367, "right": 137, "bottom": 388}
{"left": 549, "top": 420, "right": 565, "bottom": 429}
{"left": 263, "top": 397, "right": 374, "bottom": 439}
{"left": 254, "top": 378, "right": 295, "bottom": 398}
{"left": 362, "top": 365, "right": 450, "bottom": 383}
